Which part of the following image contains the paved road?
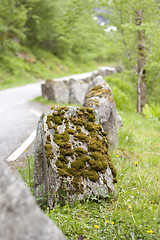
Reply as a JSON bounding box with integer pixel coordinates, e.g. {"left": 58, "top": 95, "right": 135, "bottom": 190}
{"left": 0, "top": 82, "right": 49, "bottom": 161}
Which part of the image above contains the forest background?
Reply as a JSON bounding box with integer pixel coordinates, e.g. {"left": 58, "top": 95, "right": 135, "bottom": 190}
{"left": 1, "top": 0, "right": 160, "bottom": 114}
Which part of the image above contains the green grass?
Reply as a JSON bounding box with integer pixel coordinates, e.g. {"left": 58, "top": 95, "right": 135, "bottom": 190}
{"left": 21, "top": 110, "right": 160, "bottom": 239}
{"left": 32, "top": 96, "right": 82, "bottom": 108}
{"left": 0, "top": 48, "right": 108, "bottom": 90}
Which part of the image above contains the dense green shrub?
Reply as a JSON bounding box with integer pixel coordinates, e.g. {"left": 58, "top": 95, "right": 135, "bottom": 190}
{"left": 105, "top": 74, "right": 135, "bottom": 111}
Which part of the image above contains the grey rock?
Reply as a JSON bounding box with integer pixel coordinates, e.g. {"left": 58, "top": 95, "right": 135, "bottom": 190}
{"left": 34, "top": 106, "right": 116, "bottom": 208}
{"left": 69, "top": 79, "right": 89, "bottom": 105}
{"left": 42, "top": 80, "right": 70, "bottom": 103}
{"left": 0, "top": 161, "right": 66, "bottom": 240}
{"left": 83, "top": 76, "right": 118, "bottom": 149}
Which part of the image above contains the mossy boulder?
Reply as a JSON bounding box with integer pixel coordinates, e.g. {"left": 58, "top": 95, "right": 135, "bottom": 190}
{"left": 84, "top": 76, "right": 121, "bottom": 149}
{"left": 34, "top": 106, "right": 116, "bottom": 208}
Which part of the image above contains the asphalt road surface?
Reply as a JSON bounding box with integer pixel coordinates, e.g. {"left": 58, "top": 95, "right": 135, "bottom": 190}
{"left": 0, "top": 82, "right": 49, "bottom": 161}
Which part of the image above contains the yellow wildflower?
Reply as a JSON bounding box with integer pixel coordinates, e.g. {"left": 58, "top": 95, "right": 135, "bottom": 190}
{"left": 128, "top": 206, "right": 132, "bottom": 209}
{"left": 147, "top": 230, "right": 153, "bottom": 234}
{"left": 116, "top": 154, "right": 119, "bottom": 158}
{"left": 106, "top": 220, "right": 109, "bottom": 223}
{"left": 94, "top": 225, "right": 100, "bottom": 229}
{"left": 135, "top": 162, "right": 138, "bottom": 166}
{"left": 111, "top": 221, "right": 114, "bottom": 225}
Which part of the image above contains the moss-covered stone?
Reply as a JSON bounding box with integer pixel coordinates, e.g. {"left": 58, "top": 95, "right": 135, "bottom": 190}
{"left": 86, "top": 85, "right": 112, "bottom": 99}
{"left": 42, "top": 106, "right": 116, "bottom": 201}
{"left": 44, "top": 144, "right": 54, "bottom": 159}
{"left": 87, "top": 98, "right": 99, "bottom": 106}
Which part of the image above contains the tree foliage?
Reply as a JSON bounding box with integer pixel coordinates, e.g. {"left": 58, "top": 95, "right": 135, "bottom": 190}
{"left": 0, "top": 0, "right": 106, "bottom": 60}
{"left": 98, "top": 0, "right": 160, "bottom": 112}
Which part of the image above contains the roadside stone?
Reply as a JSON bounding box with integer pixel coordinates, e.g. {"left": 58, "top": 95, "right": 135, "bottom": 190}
{"left": 83, "top": 76, "right": 119, "bottom": 149}
{"left": 69, "top": 79, "right": 89, "bottom": 105}
{"left": 0, "top": 161, "right": 66, "bottom": 240}
{"left": 34, "top": 106, "right": 117, "bottom": 208}
{"left": 42, "top": 80, "right": 70, "bottom": 103}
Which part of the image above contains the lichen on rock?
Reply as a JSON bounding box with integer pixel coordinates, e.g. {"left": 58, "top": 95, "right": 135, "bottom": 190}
{"left": 34, "top": 106, "right": 117, "bottom": 208}
{"left": 84, "top": 76, "right": 120, "bottom": 149}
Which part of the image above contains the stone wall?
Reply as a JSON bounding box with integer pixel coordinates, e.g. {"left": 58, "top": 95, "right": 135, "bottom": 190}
{"left": 41, "top": 66, "right": 122, "bottom": 105}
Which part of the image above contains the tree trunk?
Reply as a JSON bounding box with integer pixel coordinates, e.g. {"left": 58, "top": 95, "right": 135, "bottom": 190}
{"left": 135, "top": 5, "right": 147, "bottom": 113}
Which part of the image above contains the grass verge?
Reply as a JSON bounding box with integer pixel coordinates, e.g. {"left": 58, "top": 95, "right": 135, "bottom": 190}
{"left": 20, "top": 110, "right": 160, "bottom": 239}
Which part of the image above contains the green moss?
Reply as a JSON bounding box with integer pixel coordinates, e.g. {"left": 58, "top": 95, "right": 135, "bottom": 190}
{"left": 47, "top": 135, "right": 51, "bottom": 141}
{"left": 86, "top": 107, "right": 94, "bottom": 113}
{"left": 53, "top": 124, "right": 58, "bottom": 133}
{"left": 88, "top": 113, "right": 96, "bottom": 122}
{"left": 87, "top": 98, "right": 99, "bottom": 106}
{"left": 76, "top": 126, "right": 81, "bottom": 133}
{"left": 47, "top": 115, "right": 53, "bottom": 121}
{"left": 57, "top": 168, "right": 71, "bottom": 177}
{"left": 86, "top": 170, "right": 99, "bottom": 182}
{"left": 103, "top": 180, "right": 107, "bottom": 185}
{"left": 84, "top": 122, "right": 95, "bottom": 131}
{"left": 58, "top": 155, "right": 69, "bottom": 163}
{"left": 45, "top": 144, "right": 54, "bottom": 159}
{"left": 102, "top": 131, "right": 107, "bottom": 136}
{"left": 54, "top": 116, "right": 63, "bottom": 125}
{"left": 89, "top": 159, "right": 104, "bottom": 171}
{"left": 67, "top": 128, "right": 75, "bottom": 134}
{"left": 80, "top": 155, "right": 90, "bottom": 162}
{"left": 71, "top": 160, "right": 85, "bottom": 170}
{"left": 74, "top": 147, "right": 87, "bottom": 154}
{"left": 56, "top": 160, "right": 64, "bottom": 168}
{"left": 71, "top": 118, "right": 83, "bottom": 126}
{"left": 63, "top": 133, "right": 70, "bottom": 142}
{"left": 74, "top": 133, "right": 89, "bottom": 142}
{"left": 86, "top": 85, "right": 112, "bottom": 99}
{"left": 60, "top": 147, "right": 74, "bottom": 156}
{"left": 88, "top": 139, "right": 103, "bottom": 152}
{"left": 90, "top": 151, "right": 105, "bottom": 161}
{"left": 47, "top": 121, "right": 53, "bottom": 129}
{"left": 54, "top": 133, "right": 70, "bottom": 146}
